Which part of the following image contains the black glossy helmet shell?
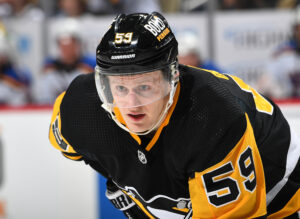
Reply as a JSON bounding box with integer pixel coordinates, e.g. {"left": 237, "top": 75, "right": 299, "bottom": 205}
{"left": 96, "top": 12, "right": 178, "bottom": 75}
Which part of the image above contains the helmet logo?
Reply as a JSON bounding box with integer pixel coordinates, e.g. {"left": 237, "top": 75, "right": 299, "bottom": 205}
{"left": 144, "top": 16, "right": 165, "bottom": 36}
{"left": 144, "top": 16, "right": 170, "bottom": 42}
{"left": 156, "top": 28, "right": 170, "bottom": 42}
{"left": 111, "top": 54, "right": 135, "bottom": 60}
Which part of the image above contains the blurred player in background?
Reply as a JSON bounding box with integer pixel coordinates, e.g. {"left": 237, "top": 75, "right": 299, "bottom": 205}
{"left": 86, "top": 0, "right": 161, "bottom": 15}
{"left": 56, "top": 0, "right": 90, "bottom": 18}
{"left": 259, "top": 21, "right": 300, "bottom": 99}
{"left": 33, "top": 19, "right": 95, "bottom": 105}
{"left": 49, "top": 12, "right": 300, "bottom": 218}
{"left": 0, "top": 0, "right": 44, "bottom": 20}
{"left": 176, "top": 31, "right": 224, "bottom": 72}
{"left": 0, "top": 23, "right": 31, "bottom": 105}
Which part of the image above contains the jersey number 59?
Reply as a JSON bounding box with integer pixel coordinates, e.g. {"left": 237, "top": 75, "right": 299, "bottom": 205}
{"left": 202, "top": 146, "right": 256, "bottom": 207}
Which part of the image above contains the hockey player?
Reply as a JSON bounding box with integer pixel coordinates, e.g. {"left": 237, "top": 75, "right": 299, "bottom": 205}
{"left": 49, "top": 12, "right": 300, "bottom": 218}
{"left": 33, "top": 19, "right": 95, "bottom": 105}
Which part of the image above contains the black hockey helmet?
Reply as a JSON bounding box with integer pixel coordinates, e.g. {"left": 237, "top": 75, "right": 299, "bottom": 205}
{"left": 95, "top": 12, "right": 180, "bottom": 135}
{"left": 95, "top": 12, "right": 178, "bottom": 75}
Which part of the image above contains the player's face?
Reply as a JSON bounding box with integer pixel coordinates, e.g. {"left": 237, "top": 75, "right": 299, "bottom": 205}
{"left": 108, "top": 71, "right": 170, "bottom": 132}
{"left": 58, "top": 37, "right": 81, "bottom": 64}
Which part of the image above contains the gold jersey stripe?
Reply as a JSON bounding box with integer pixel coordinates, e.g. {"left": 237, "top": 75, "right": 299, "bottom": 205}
{"left": 62, "top": 153, "right": 83, "bottom": 161}
{"left": 145, "top": 83, "right": 180, "bottom": 151}
{"left": 228, "top": 75, "right": 273, "bottom": 115}
{"left": 113, "top": 106, "right": 142, "bottom": 145}
{"left": 172, "top": 207, "right": 189, "bottom": 213}
{"left": 49, "top": 91, "right": 77, "bottom": 154}
{"left": 188, "top": 65, "right": 229, "bottom": 80}
{"left": 122, "top": 191, "right": 155, "bottom": 219}
{"left": 268, "top": 189, "right": 300, "bottom": 219}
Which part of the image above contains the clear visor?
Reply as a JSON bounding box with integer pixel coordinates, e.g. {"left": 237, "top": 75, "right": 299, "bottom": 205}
{"left": 98, "top": 70, "right": 172, "bottom": 109}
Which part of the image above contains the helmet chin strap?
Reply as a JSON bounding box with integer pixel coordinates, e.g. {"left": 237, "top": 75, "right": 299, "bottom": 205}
{"left": 101, "top": 83, "right": 178, "bottom": 136}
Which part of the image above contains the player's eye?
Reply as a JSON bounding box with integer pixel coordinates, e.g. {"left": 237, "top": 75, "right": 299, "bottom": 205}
{"left": 133, "top": 85, "right": 154, "bottom": 97}
{"left": 115, "top": 85, "right": 128, "bottom": 95}
{"left": 137, "top": 85, "right": 150, "bottom": 92}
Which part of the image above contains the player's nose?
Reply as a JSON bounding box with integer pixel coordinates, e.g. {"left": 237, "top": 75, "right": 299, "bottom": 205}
{"left": 126, "top": 92, "right": 142, "bottom": 107}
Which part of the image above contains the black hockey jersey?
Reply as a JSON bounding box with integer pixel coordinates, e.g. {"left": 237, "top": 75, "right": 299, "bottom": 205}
{"left": 49, "top": 65, "right": 300, "bottom": 218}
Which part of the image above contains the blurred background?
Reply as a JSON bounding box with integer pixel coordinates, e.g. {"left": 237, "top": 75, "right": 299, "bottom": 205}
{"left": 0, "top": 0, "right": 300, "bottom": 218}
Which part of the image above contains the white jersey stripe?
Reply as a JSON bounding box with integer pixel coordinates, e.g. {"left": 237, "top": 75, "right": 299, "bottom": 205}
{"left": 267, "top": 128, "right": 300, "bottom": 205}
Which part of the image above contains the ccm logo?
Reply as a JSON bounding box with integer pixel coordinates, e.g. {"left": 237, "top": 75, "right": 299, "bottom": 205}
{"left": 144, "top": 16, "right": 166, "bottom": 37}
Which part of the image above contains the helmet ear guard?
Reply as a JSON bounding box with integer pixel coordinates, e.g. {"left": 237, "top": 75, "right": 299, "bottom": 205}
{"left": 170, "top": 61, "right": 179, "bottom": 83}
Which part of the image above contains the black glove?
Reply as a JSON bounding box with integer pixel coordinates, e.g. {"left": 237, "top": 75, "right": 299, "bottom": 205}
{"left": 106, "top": 180, "right": 149, "bottom": 219}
